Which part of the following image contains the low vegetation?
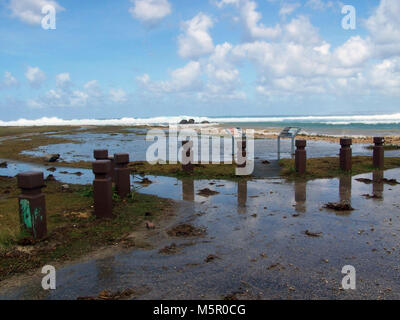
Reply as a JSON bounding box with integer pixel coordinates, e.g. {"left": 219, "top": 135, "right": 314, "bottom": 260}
{"left": 0, "top": 176, "right": 173, "bottom": 281}
{"left": 364, "top": 144, "right": 400, "bottom": 151}
{"left": 279, "top": 156, "right": 400, "bottom": 180}
{"left": 128, "top": 161, "right": 242, "bottom": 180}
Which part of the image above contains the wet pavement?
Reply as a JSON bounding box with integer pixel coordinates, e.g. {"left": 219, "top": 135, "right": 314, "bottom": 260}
{"left": 1, "top": 166, "right": 400, "bottom": 299}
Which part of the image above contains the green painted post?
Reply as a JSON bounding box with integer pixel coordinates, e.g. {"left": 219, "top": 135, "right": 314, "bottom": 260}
{"left": 17, "top": 171, "right": 47, "bottom": 239}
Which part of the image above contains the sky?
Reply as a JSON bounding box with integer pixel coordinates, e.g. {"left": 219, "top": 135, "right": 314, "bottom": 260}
{"left": 0, "top": 0, "right": 399, "bottom": 121}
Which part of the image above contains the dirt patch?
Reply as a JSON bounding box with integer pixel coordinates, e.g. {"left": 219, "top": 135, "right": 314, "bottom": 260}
{"left": 138, "top": 177, "right": 152, "bottom": 184}
{"left": 197, "top": 188, "right": 219, "bottom": 197}
{"left": 362, "top": 193, "right": 383, "bottom": 199}
{"left": 167, "top": 224, "right": 206, "bottom": 237}
{"left": 267, "top": 262, "right": 285, "bottom": 270}
{"left": 77, "top": 286, "right": 149, "bottom": 300}
{"left": 382, "top": 178, "right": 400, "bottom": 185}
{"left": 324, "top": 202, "right": 354, "bottom": 211}
{"left": 356, "top": 178, "right": 373, "bottom": 184}
{"left": 159, "top": 243, "right": 179, "bottom": 255}
{"left": 356, "top": 178, "right": 400, "bottom": 185}
{"left": 204, "top": 254, "right": 219, "bottom": 263}
{"left": 304, "top": 230, "right": 323, "bottom": 237}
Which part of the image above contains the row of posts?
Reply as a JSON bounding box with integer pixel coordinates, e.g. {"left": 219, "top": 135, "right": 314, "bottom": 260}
{"left": 295, "top": 137, "right": 385, "bottom": 174}
{"left": 15, "top": 137, "right": 384, "bottom": 240}
{"left": 93, "top": 150, "right": 131, "bottom": 219}
{"left": 181, "top": 139, "right": 247, "bottom": 172}
{"left": 16, "top": 149, "right": 132, "bottom": 240}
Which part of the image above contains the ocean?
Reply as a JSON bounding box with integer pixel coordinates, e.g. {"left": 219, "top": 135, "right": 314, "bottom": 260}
{"left": 1, "top": 113, "right": 400, "bottom": 136}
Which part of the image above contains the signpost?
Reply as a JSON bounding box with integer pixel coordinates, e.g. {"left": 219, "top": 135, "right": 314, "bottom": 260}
{"left": 277, "top": 127, "right": 302, "bottom": 160}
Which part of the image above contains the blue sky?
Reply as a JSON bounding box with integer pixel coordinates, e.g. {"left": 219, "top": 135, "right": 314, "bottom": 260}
{"left": 0, "top": 0, "right": 399, "bottom": 120}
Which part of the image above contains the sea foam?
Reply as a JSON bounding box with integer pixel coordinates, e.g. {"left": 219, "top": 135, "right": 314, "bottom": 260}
{"left": 1, "top": 114, "right": 400, "bottom": 126}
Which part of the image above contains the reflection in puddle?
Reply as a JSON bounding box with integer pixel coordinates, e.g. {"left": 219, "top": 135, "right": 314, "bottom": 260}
{"left": 294, "top": 180, "right": 307, "bottom": 213}
{"left": 373, "top": 170, "right": 384, "bottom": 199}
{"left": 237, "top": 180, "right": 247, "bottom": 213}
{"left": 339, "top": 175, "right": 352, "bottom": 203}
{"left": 182, "top": 178, "right": 194, "bottom": 202}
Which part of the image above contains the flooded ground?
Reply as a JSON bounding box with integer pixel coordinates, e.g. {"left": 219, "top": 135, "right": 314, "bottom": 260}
{"left": 20, "top": 132, "right": 400, "bottom": 163}
{"left": 1, "top": 165, "right": 400, "bottom": 299}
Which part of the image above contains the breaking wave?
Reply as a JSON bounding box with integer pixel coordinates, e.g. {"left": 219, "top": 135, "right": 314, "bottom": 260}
{"left": 1, "top": 114, "right": 400, "bottom": 126}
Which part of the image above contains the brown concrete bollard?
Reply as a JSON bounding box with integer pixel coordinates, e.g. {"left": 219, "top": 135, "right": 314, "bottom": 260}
{"left": 236, "top": 139, "right": 247, "bottom": 168}
{"left": 114, "top": 153, "right": 130, "bottom": 198}
{"left": 94, "top": 149, "right": 108, "bottom": 161}
{"left": 340, "top": 138, "right": 352, "bottom": 171}
{"left": 373, "top": 137, "right": 384, "bottom": 169}
{"left": 17, "top": 171, "right": 47, "bottom": 239}
{"left": 92, "top": 160, "right": 113, "bottom": 219}
{"left": 182, "top": 140, "right": 193, "bottom": 173}
{"left": 108, "top": 155, "right": 116, "bottom": 183}
{"left": 94, "top": 149, "right": 113, "bottom": 181}
{"left": 295, "top": 140, "right": 307, "bottom": 174}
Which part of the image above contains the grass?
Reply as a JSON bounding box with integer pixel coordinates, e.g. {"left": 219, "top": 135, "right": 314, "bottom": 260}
{"left": 279, "top": 156, "right": 400, "bottom": 180}
{"left": 128, "top": 161, "right": 243, "bottom": 180}
{"left": 0, "top": 134, "right": 79, "bottom": 164}
{"left": 0, "top": 176, "right": 173, "bottom": 281}
{"left": 364, "top": 144, "right": 400, "bottom": 151}
{"left": 0, "top": 126, "right": 76, "bottom": 138}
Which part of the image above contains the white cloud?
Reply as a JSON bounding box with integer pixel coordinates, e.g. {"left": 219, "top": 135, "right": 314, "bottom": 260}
{"left": 26, "top": 75, "right": 118, "bottom": 108}
{"left": 284, "top": 15, "right": 320, "bottom": 45}
{"left": 8, "top": 0, "right": 64, "bottom": 25}
{"left": 109, "top": 88, "right": 128, "bottom": 103}
{"left": 83, "top": 80, "right": 102, "bottom": 98}
{"left": 137, "top": 0, "right": 400, "bottom": 101}
{"left": 138, "top": 61, "right": 202, "bottom": 93}
{"left": 214, "top": 0, "right": 240, "bottom": 8}
{"left": 279, "top": 2, "right": 301, "bottom": 17}
{"left": 241, "top": 0, "right": 281, "bottom": 40}
{"left": 367, "top": 57, "right": 400, "bottom": 95}
{"left": 305, "top": 0, "right": 335, "bottom": 11}
{"left": 365, "top": 0, "right": 400, "bottom": 58}
{"left": 129, "top": 0, "right": 171, "bottom": 24}
{"left": 334, "top": 36, "right": 371, "bottom": 67}
{"left": 1, "top": 72, "right": 18, "bottom": 88}
{"left": 178, "top": 13, "right": 214, "bottom": 59}
{"left": 203, "top": 42, "right": 245, "bottom": 100}
{"left": 25, "top": 66, "right": 46, "bottom": 88}
{"left": 56, "top": 73, "right": 71, "bottom": 88}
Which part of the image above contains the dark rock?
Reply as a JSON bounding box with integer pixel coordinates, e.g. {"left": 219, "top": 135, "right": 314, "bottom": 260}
{"left": 179, "top": 120, "right": 188, "bottom": 124}
{"left": 45, "top": 174, "right": 56, "bottom": 182}
{"left": 188, "top": 119, "right": 195, "bottom": 124}
{"left": 324, "top": 201, "right": 354, "bottom": 211}
{"left": 167, "top": 224, "right": 206, "bottom": 237}
{"left": 304, "top": 230, "right": 322, "bottom": 237}
{"left": 47, "top": 167, "right": 56, "bottom": 172}
{"left": 138, "top": 177, "right": 152, "bottom": 184}
{"left": 205, "top": 254, "right": 219, "bottom": 263}
{"left": 197, "top": 188, "right": 219, "bottom": 197}
{"left": 201, "top": 120, "right": 210, "bottom": 124}
{"left": 44, "top": 154, "right": 60, "bottom": 162}
{"left": 0, "top": 161, "right": 7, "bottom": 168}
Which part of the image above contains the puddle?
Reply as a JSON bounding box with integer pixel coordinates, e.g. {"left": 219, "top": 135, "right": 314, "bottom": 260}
{"left": 2, "top": 168, "right": 400, "bottom": 299}
{"left": 20, "top": 131, "right": 400, "bottom": 163}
